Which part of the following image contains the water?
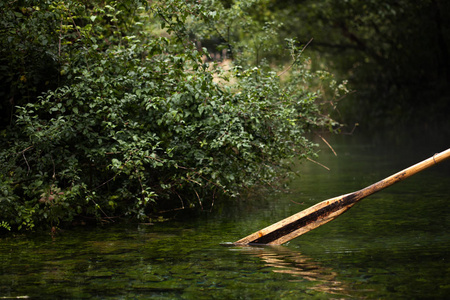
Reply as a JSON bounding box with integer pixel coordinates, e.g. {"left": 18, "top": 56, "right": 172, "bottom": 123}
{"left": 1, "top": 133, "right": 449, "bottom": 299}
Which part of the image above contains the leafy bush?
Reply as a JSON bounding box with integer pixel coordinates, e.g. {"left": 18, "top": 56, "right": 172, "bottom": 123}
{"left": 0, "top": 0, "right": 344, "bottom": 231}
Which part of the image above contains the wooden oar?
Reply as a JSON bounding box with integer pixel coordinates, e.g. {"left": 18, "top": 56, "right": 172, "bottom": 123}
{"left": 235, "top": 148, "right": 450, "bottom": 245}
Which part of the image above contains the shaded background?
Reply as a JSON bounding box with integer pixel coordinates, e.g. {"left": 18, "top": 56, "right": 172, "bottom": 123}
{"left": 2, "top": 0, "right": 449, "bottom": 135}
{"left": 218, "top": 0, "right": 450, "bottom": 134}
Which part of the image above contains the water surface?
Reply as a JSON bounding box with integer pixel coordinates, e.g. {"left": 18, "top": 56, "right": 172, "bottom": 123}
{"left": 1, "top": 133, "right": 449, "bottom": 299}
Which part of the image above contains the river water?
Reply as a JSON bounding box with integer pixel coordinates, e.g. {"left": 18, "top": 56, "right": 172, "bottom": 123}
{"left": 1, "top": 133, "right": 449, "bottom": 299}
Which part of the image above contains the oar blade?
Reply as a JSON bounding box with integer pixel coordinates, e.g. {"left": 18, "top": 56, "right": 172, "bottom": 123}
{"left": 234, "top": 192, "right": 360, "bottom": 245}
{"left": 266, "top": 204, "right": 356, "bottom": 245}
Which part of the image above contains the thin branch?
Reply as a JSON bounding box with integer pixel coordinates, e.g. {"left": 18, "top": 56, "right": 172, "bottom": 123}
{"left": 135, "top": 167, "right": 145, "bottom": 201}
{"left": 18, "top": 145, "right": 33, "bottom": 154}
{"left": 176, "top": 164, "right": 227, "bottom": 193}
{"left": 51, "top": 155, "right": 56, "bottom": 179}
{"left": 157, "top": 192, "right": 186, "bottom": 213}
{"left": 58, "top": 17, "right": 62, "bottom": 58}
{"left": 18, "top": 146, "right": 34, "bottom": 175}
{"left": 194, "top": 189, "right": 203, "bottom": 210}
{"left": 289, "top": 199, "right": 304, "bottom": 205}
{"left": 87, "top": 195, "right": 112, "bottom": 221}
{"left": 278, "top": 38, "right": 313, "bottom": 77}
{"left": 318, "top": 134, "right": 337, "bottom": 156}
{"left": 156, "top": 12, "right": 189, "bottom": 50}
{"left": 186, "top": 175, "right": 202, "bottom": 186}
{"left": 342, "top": 123, "right": 359, "bottom": 135}
{"left": 209, "top": 188, "right": 216, "bottom": 212}
{"left": 94, "top": 173, "right": 118, "bottom": 190}
{"left": 306, "top": 157, "right": 330, "bottom": 171}
{"left": 22, "top": 151, "right": 31, "bottom": 175}
{"left": 145, "top": 154, "right": 165, "bottom": 164}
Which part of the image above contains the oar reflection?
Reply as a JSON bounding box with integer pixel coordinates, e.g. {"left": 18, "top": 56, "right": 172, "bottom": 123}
{"left": 235, "top": 245, "right": 350, "bottom": 296}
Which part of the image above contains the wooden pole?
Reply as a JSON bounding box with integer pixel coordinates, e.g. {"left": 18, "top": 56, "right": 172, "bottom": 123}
{"left": 235, "top": 148, "right": 450, "bottom": 245}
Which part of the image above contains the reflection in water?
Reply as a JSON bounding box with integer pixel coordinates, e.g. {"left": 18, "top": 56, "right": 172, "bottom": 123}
{"left": 234, "top": 245, "right": 354, "bottom": 296}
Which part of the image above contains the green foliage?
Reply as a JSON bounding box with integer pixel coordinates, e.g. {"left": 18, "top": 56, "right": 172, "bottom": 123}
{"left": 0, "top": 0, "right": 341, "bottom": 231}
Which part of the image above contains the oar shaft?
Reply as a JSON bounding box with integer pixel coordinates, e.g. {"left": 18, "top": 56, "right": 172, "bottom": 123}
{"left": 358, "top": 148, "right": 450, "bottom": 199}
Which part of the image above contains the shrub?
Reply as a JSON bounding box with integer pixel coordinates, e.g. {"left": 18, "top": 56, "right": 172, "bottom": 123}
{"left": 0, "top": 0, "right": 343, "bottom": 231}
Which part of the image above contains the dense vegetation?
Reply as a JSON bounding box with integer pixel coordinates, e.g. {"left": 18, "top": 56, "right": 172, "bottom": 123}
{"left": 0, "top": 0, "right": 345, "bottom": 231}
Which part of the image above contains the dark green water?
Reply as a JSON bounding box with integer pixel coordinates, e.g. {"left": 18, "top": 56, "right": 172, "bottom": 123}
{"left": 1, "top": 133, "right": 449, "bottom": 299}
